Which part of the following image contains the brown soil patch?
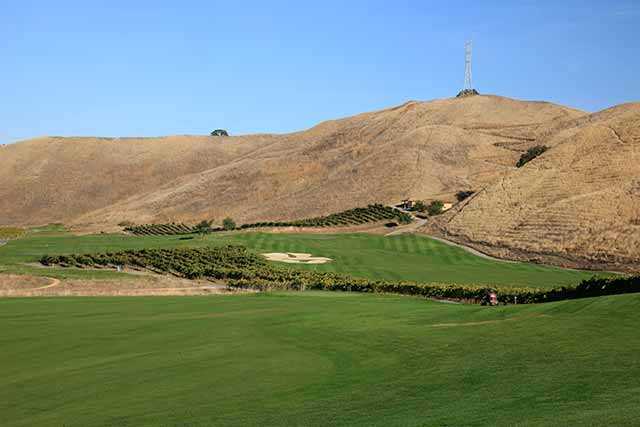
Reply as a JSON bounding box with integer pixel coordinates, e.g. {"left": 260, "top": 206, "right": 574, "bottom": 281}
{"left": 0, "top": 274, "right": 51, "bottom": 290}
{"left": 0, "top": 273, "right": 252, "bottom": 297}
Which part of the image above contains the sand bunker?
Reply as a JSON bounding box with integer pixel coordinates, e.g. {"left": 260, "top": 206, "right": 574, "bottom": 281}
{"left": 262, "top": 252, "right": 333, "bottom": 264}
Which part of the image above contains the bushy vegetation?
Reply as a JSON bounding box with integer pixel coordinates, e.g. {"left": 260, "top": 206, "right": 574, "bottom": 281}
{"left": 40, "top": 246, "right": 262, "bottom": 279}
{"left": 426, "top": 200, "right": 445, "bottom": 216}
{"left": 240, "top": 204, "right": 412, "bottom": 229}
{"left": 124, "top": 223, "right": 204, "bottom": 236}
{"left": 194, "top": 220, "right": 214, "bottom": 237}
{"left": 222, "top": 217, "right": 236, "bottom": 230}
{"left": 0, "top": 227, "right": 25, "bottom": 240}
{"left": 516, "top": 145, "right": 548, "bottom": 168}
{"left": 210, "top": 129, "right": 229, "bottom": 136}
{"left": 455, "top": 190, "right": 475, "bottom": 202}
{"left": 412, "top": 200, "right": 427, "bottom": 212}
{"left": 229, "top": 272, "right": 640, "bottom": 304}
{"left": 124, "top": 205, "right": 410, "bottom": 235}
{"left": 39, "top": 246, "right": 639, "bottom": 304}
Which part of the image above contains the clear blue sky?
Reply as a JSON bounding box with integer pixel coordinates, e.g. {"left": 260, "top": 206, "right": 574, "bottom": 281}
{"left": 2, "top": 0, "right": 639, "bottom": 143}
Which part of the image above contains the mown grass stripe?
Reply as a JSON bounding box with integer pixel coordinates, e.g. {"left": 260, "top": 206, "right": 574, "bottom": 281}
{"left": 0, "top": 231, "right": 608, "bottom": 288}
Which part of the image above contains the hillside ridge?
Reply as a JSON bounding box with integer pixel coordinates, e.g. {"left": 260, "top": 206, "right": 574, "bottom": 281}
{"left": 424, "top": 101, "right": 640, "bottom": 271}
{"left": 4, "top": 95, "right": 638, "bottom": 269}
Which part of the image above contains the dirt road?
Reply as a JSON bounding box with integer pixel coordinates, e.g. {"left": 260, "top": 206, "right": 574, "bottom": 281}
{"left": 34, "top": 277, "right": 61, "bottom": 290}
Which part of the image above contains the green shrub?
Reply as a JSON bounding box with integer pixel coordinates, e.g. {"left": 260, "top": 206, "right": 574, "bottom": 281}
{"left": 238, "top": 204, "right": 412, "bottom": 229}
{"left": 412, "top": 201, "right": 427, "bottom": 212}
{"left": 194, "top": 220, "right": 214, "bottom": 236}
{"left": 516, "top": 145, "right": 548, "bottom": 168}
{"left": 222, "top": 217, "right": 236, "bottom": 230}
{"left": 426, "top": 200, "right": 444, "bottom": 216}
{"left": 124, "top": 223, "right": 198, "bottom": 236}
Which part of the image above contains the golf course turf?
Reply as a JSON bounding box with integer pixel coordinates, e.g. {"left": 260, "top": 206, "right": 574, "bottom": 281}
{"left": 1, "top": 292, "right": 639, "bottom": 426}
{"left": 0, "top": 229, "right": 604, "bottom": 288}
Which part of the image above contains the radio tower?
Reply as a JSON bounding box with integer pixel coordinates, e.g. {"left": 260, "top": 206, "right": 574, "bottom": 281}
{"left": 464, "top": 40, "right": 473, "bottom": 90}
{"left": 457, "top": 40, "right": 478, "bottom": 97}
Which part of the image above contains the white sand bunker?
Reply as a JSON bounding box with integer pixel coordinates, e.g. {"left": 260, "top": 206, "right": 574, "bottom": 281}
{"left": 262, "top": 252, "right": 333, "bottom": 264}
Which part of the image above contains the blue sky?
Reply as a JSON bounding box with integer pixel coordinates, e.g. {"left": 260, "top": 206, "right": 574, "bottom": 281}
{"left": 2, "top": 0, "right": 639, "bottom": 143}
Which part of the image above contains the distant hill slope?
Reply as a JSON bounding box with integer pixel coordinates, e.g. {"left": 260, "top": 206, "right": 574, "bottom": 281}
{"left": 0, "top": 95, "right": 584, "bottom": 231}
{"left": 426, "top": 103, "right": 640, "bottom": 271}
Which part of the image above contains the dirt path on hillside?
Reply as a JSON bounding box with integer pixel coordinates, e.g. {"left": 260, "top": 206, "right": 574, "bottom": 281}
{"left": 34, "top": 277, "right": 61, "bottom": 290}
{"left": 421, "top": 234, "right": 518, "bottom": 263}
{"left": 385, "top": 217, "right": 428, "bottom": 236}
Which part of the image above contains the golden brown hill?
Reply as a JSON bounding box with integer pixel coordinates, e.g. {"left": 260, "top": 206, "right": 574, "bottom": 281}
{"left": 0, "top": 134, "right": 278, "bottom": 227}
{"left": 426, "top": 103, "right": 640, "bottom": 271}
{"left": 0, "top": 95, "right": 584, "bottom": 230}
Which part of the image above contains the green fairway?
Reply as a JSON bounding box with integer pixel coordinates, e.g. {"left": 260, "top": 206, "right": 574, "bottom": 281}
{"left": 1, "top": 292, "right": 639, "bottom": 426}
{"left": 220, "top": 232, "right": 601, "bottom": 287}
{"left": 0, "top": 228, "right": 602, "bottom": 287}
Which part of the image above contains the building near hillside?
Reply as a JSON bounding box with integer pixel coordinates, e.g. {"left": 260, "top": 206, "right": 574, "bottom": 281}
{"left": 398, "top": 200, "right": 414, "bottom": 210}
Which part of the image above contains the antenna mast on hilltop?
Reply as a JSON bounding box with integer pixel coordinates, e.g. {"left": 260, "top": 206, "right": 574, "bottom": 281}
{"left": 464, "top": 40, "right": 473, "bottom": 90}
{"left": 457, "top": 40, "right": 479, "bottom": 97}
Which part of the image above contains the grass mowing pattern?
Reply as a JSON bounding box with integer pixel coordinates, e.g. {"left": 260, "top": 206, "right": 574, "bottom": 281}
{"left": 1, "top": 293, "right": 640, "bottom": 426}
{"left": 0, "top": 230, "right": 603, "bottom": 287}
{"left": 224, "top": 232, "right": 604, "bottom": 287}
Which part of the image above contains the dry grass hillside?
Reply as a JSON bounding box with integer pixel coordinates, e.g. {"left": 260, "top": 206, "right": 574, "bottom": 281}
{"left": 0, "top": 95, "right": 584, "bottom": 230}
{"left": 426, "top": 103, "right": 640, "bottom": 271}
